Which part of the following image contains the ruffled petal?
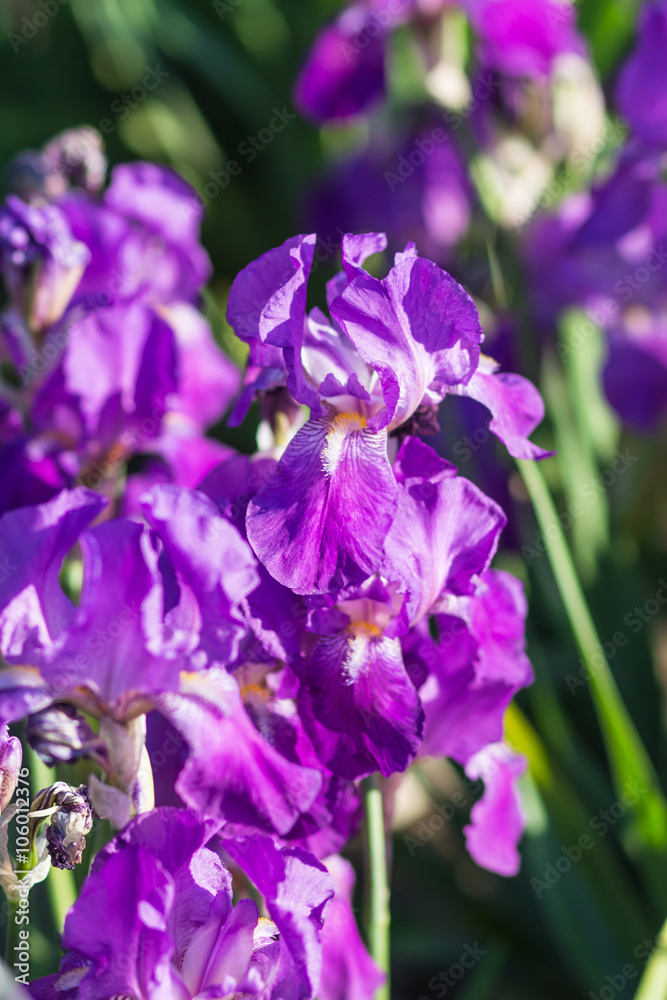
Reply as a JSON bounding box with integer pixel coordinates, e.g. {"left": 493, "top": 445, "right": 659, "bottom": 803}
{"left": 331, "top": 255, "right": 482, "bottom": 430}
{"left": 383, "top": 442, "right": 506, "bottom": 625}
{"left": 142, "top": 484, "right": 259, "bottom": 665}
{"left": 247, "top": 416, "right": 397, "bottom": 595}
{"left": 318, "top": 855, "right": 385, "bottom": 1000}
{"left": 155, "top": 670, "right": 323, "bottom": 836}
{"left": 463, "top": 743, "right": 527, "bottom": 877}
{"left": 227, "top": 234, "right": 318, "bottom": 409}
{"left": 222, "top": 834, "right": 334, "bottom": 1000}
{"left": 418, "top": 570, "right": 533, "bottom": 762}
{"left": 298, "top": 627, "right": 423, "bottom": 779}
{"left": 448, "top": 357, "right": 552, "bottom": 459}
{"left": 0, "top": 488, "right": 106, "bottom": 665}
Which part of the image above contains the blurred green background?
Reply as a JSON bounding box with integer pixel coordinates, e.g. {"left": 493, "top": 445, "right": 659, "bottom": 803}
{"left": 3, "top": 2, "right": 667, "bottom": 998}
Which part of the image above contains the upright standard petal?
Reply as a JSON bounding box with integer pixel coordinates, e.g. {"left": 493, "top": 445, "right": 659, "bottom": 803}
{"left": 227, "top": 233, "right": 318, "bottom": 410}
{"left": 331, "top": 255, "right": 482, "bottom": 430}
{"left": 246, "top": 416, "right": 397, "bottom": 595}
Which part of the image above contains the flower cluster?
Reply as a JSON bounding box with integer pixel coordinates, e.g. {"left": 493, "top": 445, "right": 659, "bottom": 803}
{"left": 296, "top": 0, "right": 667, "bottom": 434}
{"left": 0, "top": 129, "right": 548, "bottom": 998}
{"left": 0, "top": 128, "right": 239, "bottom": 516}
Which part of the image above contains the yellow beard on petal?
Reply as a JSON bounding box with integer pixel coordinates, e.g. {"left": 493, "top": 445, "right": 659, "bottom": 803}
{"left": 321, "top": 412, "right": 367, "bottom": 477}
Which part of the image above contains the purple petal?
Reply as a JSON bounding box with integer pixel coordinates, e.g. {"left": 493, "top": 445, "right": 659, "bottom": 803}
{"left": 156, "top": 669, "right": 323, "bottom": 836}
{"left": 298, "top": 627, "right": 423, "bottom": 779}
{"left": 246, "top": 416, "right": 397, "bottom": 595}
{"left": 0, "top": 724, "right": 22, "bottom": 814}
{"left": 603, "top": 326, "right": 667, "bottom": 432}
{"left": 0, "top": 488, "right": 106, "bottom": 664}
{"left": 318, "top": 855, "right": 385, "bottom": 1000}
{"left": 383, "top": 447, "right": 506, "bottom": 625}
{"left": 43, "top": 518, "right": 180, "bottom": 707}
{"left": 331, "top": 255, "right": 482, "bottom": 430}
{"left": 418, "top": 570, "right": 533, "bottom": 762}
{"left": 293, "top": 6, "right": 388, "bottom": 123}
{"left": 226, "top": 233, "right": 318, "bottom": 410}
{"left": 448, "top": 358, "right": 552, "bottom": 460}
{"left": 162, "top": 303, "right": 241, "bottom": 428}
{"left": 62, "top": 842, "right": 179, "bottom": 1000}
{"left": 463, "top": 743, "right": 527, "bottom": 877}
{"left": 465, "top": 0, "right": 586, "bottom": 79}
{"left": 0, "top": 666, "right": 54, "bottom": 727}
{"left": 141, "top": 484, "right": 259, "bottom": 665}
{"left": 222, "top": 834, "right": 334, "bottom": 1000}
{"left": 103, "top": 161, "right": 211, "bottom": 302}
{"left": 616, "top": 0, "right": 667, "bottom": 148}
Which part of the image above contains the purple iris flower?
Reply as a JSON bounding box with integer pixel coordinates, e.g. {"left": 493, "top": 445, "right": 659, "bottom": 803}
{"left": 0, "top": 196, "right": 90, "bottom": 334}
{"left": 289, "top": 436, "right": 512, "bottom": 780}
{"left": 308, "top": 120, "right": 474, "bottom": 265}
{"left": 526, "top": 153, "right": 667, "bottom": 431}
{"left": 0, "top": 487, "right": 329, "bottom": 837}
{"left": 616, "top": 0, "right": 667, "bottom": 149}
{"left": 465, "top": 0, "right": 585, "bottom": 79}
{"left": 27, "top": 808, "right": 333, "bottom": 1000}
{"left": 227, "top": 231, "right": 548, "bottom": 596}
{"left": 0, "top": 131, "right": 240, "bottom": 515}
{"left": 294, "top": 0, "right": 411, "bottom": 122}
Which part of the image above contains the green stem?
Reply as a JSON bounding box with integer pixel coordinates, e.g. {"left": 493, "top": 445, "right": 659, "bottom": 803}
{"left": 364, "top": 776, "right": 391, "bottom": 1000}
{"left": 517, "top": 459, "right": 667, "bottom": 847}
{"left": 634, "top": 917, "right": 667, "bottom": 1000}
